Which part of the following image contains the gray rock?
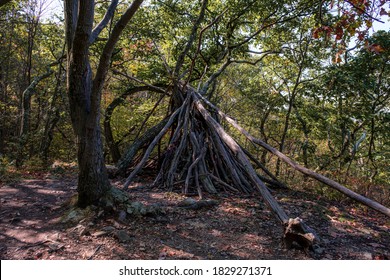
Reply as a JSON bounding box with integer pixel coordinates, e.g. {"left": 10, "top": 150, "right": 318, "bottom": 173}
{"left": 102, "top": 226, "right": 116, "bottom": 233}
{"left": 118, "top": 210, "right": 127, "bottom": 221}
{"left": 116, "top": 230, "right": 132, "bottom": 243}
{"left": 74, "top": 225, "right": 88, "bottom": 236}
{"left": 313, "top": 246, "right": 325, "bottom": 255}
{"left": 362, "top": 252, "right": 373, "bottom": 260}
{"left": 177, "top": 198, "right": 197, "bottom": 207}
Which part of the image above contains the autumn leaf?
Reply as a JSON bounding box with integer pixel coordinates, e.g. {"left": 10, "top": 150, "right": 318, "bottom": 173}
{"left": 312, "top": 28, "right": 320, "bottom": 39}
{"left": 380, "top": 8, "right": 389, "bottom": 16}
{"left": 335, "top": 27, "right": 343, "bottom": 40}
{"left": 366, "top": 44, "right": 385, "bottom": 54}
{"left": 357, "top": 31, "right": 366, "bottom": 41}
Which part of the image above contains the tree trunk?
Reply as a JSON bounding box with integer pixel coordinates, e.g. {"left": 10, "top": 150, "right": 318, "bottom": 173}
{"left": 65, "top": 0, "right": 109, "bottom": 207}
{"left": 76, "top": 115, "right": 110, "bottom": 206}
{"left": 64, "top": 0, "right": 143, "bottom": 206}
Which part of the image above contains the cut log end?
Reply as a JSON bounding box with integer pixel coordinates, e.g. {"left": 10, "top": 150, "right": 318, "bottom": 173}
{"left": 283, "top": 217, "right": 319, "bottom": 252}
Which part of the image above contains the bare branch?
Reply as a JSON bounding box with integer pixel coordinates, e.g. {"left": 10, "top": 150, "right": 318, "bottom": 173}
{"left": 199, "top": 58, "right": 232, "bottom": 95}
{"left": 231, "top": 50, "right": 280, "bottom": 66}
{"left": 184, "top": 8, "right": 227, "bottom": 86}
{"left": 90, "top": 0, "right": 119, "bottom": 44}
{"left": 124, "top": 105, "right": 183, "bottom": 189}
{"left": 112, "top": 69, "right": 169, "bottom": 94}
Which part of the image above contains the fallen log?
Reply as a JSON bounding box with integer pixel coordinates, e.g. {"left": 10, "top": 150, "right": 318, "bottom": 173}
{"left": 194, "top": 91, "right": 390, "bottom": 218}
{"left": 193, "top": 90, "right": 318, "bottom": 249}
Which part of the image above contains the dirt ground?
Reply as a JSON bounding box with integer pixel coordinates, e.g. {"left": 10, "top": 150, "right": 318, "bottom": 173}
{"left": 1, "top": 172, "right": 389, "bottom": 260}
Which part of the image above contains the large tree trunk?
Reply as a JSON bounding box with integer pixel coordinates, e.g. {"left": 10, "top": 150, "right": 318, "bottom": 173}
{"left": 65, "top": 0, "right": 110, "bottom": 207}
{"left": 67, "top": 40, "right": 111, "bottom": 207}
{"left": 76, "top": 115, "right": 110, "bottom": 206}
{"left": 64, "top": 0, "right": 143, "bottom": 207}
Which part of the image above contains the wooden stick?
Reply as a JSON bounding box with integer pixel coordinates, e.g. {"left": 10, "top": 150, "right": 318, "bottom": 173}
{"left": 195, "top": 91, "right": 390, "bottom": 218}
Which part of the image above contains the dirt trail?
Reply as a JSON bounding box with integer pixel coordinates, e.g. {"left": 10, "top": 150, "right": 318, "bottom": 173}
{"left": 1, "top": 174, "right": 389, "bottom": 259}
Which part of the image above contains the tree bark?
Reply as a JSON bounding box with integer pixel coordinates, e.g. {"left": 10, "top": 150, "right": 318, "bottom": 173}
{"left": 64, "top": 0, "right": 143, "bottom": 206}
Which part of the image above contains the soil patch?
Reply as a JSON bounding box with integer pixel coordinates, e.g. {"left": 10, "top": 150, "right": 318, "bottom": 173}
{"left": 1, "top": 174, "right": 389, "bottom": 259}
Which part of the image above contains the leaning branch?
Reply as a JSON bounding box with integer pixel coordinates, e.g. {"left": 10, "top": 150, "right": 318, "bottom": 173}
{"left": 196, "top": 91, "right": 390, "bottom": 218}
{"left": 124, "top": 106, "right": 182, "bottom": 189}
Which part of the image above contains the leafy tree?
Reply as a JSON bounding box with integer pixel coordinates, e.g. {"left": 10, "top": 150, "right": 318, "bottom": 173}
{"left": 318, "top": 31, "right": 389, "bottom": 182}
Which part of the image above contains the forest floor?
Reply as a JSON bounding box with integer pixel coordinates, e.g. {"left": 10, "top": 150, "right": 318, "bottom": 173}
{"left": 1, "top": 169, "right": 389, "bottom": 260}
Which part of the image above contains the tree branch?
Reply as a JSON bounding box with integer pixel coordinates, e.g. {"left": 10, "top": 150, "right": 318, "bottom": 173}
{"left": 92, "top": 0, "right": 144, "bottom": 117}
{"left": 195, "top": 91, "right": 390, "bottom": 218}
{"left": 231, "top": 50, "right": 280, "bottom": 65}
{"left": 90, "top": 0, "right": 119, "bottom": 44}
{"left": 173, "top": 0, "right": 208, "bottom": 79}
{"left": 344, "top": 0, "right": 385, "bottom": 23}
{"left": 184, "top": 8, "right": 227, "bottom": 86}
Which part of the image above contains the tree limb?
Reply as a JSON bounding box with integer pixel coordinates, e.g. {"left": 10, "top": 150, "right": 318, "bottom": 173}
{"left": 92, "top": 0, "right": 144, "bottom": 119}
{"left": 196, "top": 91, "right": 390, "bottom": 218}
{"left": 173, "top": 0, "right": 208, "bottom": 79}
{"left": 90, "top": 0, "right": 119, "bottom": 44}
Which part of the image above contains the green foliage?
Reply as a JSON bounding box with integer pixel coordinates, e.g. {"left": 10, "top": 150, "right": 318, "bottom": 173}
{"left": 0, "top": 0, "right": 388, "bottom": 204}
{"left": 0, "top": 155, "right": 11, "bottom": 178}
